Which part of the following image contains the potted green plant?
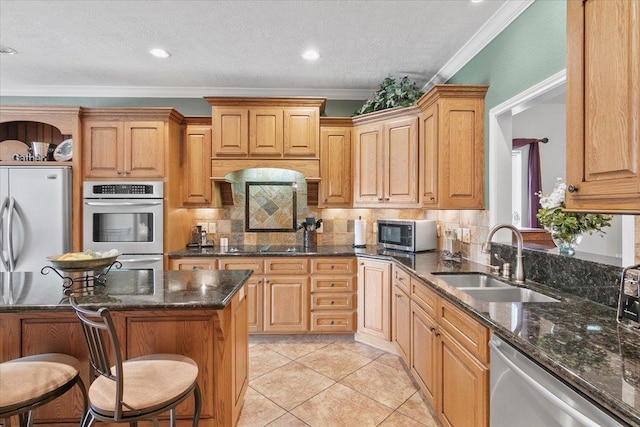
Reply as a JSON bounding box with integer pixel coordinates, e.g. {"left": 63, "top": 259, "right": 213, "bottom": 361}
{"left": 353, "top": 75, "right": 423, "bottom": 116}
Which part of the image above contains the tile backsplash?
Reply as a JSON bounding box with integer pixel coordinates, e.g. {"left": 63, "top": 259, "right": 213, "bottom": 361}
{"left": 187, "top": 171, "right": 640, "bottom": 264}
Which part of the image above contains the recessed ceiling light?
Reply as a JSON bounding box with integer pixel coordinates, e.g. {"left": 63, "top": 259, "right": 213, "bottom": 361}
{"left": 302, "top": 50, "right": 320, "bottom": 61}
{"left": 471, "top": 0, "right": 484, "bottom": 3}
{"left": 0, "top": 45, "right": 17, "bottom": 55}
{"left": 149, "top": 48, "right": 171, "bottom": 59}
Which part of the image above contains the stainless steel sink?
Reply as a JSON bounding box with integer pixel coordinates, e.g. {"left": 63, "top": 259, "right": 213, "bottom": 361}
{"left": 432, "top": 273, "right": 510, "bottom": 288}
{"left": 432, "top": 273, "right": 559, "bottom": 303}
{"left": 461, "top": 287, "right": 559, "bottom": 303}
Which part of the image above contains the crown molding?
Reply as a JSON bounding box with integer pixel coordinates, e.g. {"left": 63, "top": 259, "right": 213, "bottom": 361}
{"left": 0, "top": 85, "right": 373, "bottom": 100}
{"left": 422, "top": 0, "right": 535, "bottom": 91}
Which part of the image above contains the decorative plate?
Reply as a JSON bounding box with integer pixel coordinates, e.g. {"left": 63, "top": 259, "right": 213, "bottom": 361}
{"left": 0, "top": 140, "right": 29, "bottom": 161}
{"left": 46, "top": 254, "right": 118, "bottom": 272}
{"left": 53, "top": 139, "right": 73, "bottom": 162}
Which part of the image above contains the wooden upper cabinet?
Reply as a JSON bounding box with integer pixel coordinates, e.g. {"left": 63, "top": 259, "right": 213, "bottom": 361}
{"left": 384, "top": 115, "right": 419, "bottom": 205}
{"left": 213, "top": 107, "right": 249, "bottom": 156}
{"left": 417, "top": 85, "right": 488, "bottom": 209}
{"left": 207, "top": 98, "right": 325, "bottom": 159}
{"left": 284, "top": 107, "right": 319, "bottom": 157}
{"left": 420, "top": 103, "right": 439, "bottom": 207}
{"left": 353, "top": 108, "right": 419, "bottom": 207}
{"left": 82, "top": 109, "right": 181, "bottom": 179}
{"left": 249, "top": 108, "right": 283, "bottom": 156}
{"left": 566, "top": 0, "right": 640, "bottom": 213}
{"left": 83, "top": 120, "right": 125, "bottom": 178}
{"left": 353, "top": 122, "right": 383, "bottom": 204}
{"left": 183, "top": 119, "right": 212, "bottom": 205}
{"left": 319, "top": 121, "right": 352, "bottom": 207}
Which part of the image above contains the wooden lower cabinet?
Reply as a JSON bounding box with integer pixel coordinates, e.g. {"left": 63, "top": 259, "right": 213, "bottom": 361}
{"left": 0, "top": 291, "right": 248, "bottom": 427}
{"left": 357, "top": 258, "right": 391, "bottom": 341}
{"left": 169, "top": 257, "right": 218, "bottom": 270}
{"left": 392, "top": 284, "right": 411, "bottom": 365}
{"left": 264, "top": 276, "right": 309, "bottom": 332}
{"left": 438, "top": 330, "right": 489, "bottom": 427}
{"left": 410, "top": 300, "right": 438, "bottom": 407}
{"left": 406, "top": 279, "right": 489, "bottom": 427}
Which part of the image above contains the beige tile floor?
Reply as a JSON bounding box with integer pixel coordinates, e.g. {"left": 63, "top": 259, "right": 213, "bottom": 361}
{"left": 238, "top": 336, "right": 439, "bottom": 427}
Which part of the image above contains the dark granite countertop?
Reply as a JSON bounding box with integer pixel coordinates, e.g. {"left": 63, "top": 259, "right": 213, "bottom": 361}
{"left": 168, "top": 245, "right": 359, "bottom": 257}
{"left": 171, "top": 245, "right": 640, "bottom": 425}
{"left": 0, "top": 269, "right": 253, "bottom": 312}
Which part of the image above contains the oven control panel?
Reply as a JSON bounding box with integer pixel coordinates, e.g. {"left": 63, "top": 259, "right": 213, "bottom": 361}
{"left": 83, "top": 181, "right": 164, "bottom": 198}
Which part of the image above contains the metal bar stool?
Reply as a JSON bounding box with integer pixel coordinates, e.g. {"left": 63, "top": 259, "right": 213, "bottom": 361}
{"left": 0, "top": 353, "right": 88, "bottom": 427}
{"left": 68, "top": 294, "right": 201, "bottom": 427}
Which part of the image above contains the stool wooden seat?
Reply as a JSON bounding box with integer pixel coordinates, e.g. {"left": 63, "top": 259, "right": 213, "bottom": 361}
{"left": 0, "top": 353, "right": 87, "bottom": 427}
{"left": 69, "top": 294, "right": 201, "bottom": 427}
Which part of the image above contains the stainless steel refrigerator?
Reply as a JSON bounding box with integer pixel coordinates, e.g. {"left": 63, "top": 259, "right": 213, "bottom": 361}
{"left": 0, "top": 166, "right": 72, "bottom": 272}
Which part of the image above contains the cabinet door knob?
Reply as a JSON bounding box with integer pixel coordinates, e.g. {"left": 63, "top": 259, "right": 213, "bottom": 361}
{"left": 330, "top": 320, "right": 335, "bottom": 325}
{"left": 385, "top": 197, "right": 390, "bottom": 201}
{"left": 430, "top": 197, "right": 435, "bottom": 201}
{"left": 567, "top": 184, "right": 578, "bottom": 193}
{"left": 330, "top": 300, "right": 335, "bottom": 305}
{"left": 330, "top": 283, "right": 335, "bottom": 287}
{"left": 330, "top": 265, "right": 335, "bottom": 270}
{"left": 429, "top": 327, "right": 436, "bottom": 333}
{"left": 378, "top": 197, "right": 383, "bottom": 201}
{"left": 324, "top": 198, "right": 328, "bottom": 202}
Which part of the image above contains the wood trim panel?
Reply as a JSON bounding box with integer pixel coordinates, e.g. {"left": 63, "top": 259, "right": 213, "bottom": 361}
{"left": 437, "top": 298, "right": 489, "bottom": 364}
{"left": 310, "top": 257, "right": 356, "bottom": 275}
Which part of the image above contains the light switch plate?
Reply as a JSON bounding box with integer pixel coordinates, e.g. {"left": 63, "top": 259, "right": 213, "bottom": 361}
{"left": 208, "top": 222, "right": 217, "bottom": 234}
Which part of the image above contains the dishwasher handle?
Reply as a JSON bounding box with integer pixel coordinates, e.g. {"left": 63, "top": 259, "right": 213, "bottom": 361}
{"left": 489, "top": 340, "right": 604, "bottom": 427}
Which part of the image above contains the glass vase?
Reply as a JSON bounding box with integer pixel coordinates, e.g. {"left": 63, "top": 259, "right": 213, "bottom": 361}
{"left": 551, "top": 232, "right": 583, "bottom": 255}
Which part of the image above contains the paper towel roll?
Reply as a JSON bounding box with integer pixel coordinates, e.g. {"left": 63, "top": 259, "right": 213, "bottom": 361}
{"left": 353, "top": 219, "right": 366, "bottom": 247}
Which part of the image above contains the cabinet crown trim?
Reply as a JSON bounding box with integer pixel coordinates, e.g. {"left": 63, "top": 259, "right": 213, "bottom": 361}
{"left": 205, "top": 97, "right": 326, "bottom": 113}
{"left": 351, "top": 105, "right": 420, "bottom": 125}
{"left": 81, "top": 107, "right": 184, "bottom": 122}
{"left": 417, "top": 85, "right": 489, "bottom": 110}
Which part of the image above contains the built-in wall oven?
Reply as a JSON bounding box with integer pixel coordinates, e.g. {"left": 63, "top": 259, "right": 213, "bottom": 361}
{"left": 83, "top": 182, "right": 164, "bottom": 270}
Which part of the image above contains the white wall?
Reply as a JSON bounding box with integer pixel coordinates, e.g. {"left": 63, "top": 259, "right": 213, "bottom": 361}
{"left": 512, "top": 102, "right": 566, "bottom": 195}
{"left": 511, "top": 101, "right": 622, "bottom": 259}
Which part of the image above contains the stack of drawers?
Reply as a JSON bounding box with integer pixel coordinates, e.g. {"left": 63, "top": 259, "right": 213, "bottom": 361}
{"left": 310, "top": 257, "right": 357, "bottom": 332}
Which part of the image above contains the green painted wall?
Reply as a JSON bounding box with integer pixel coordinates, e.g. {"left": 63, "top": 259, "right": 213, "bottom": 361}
{"left": 0, "top": 96, "right": 364, "bottom": 117}
{"left": 448, "top": 0, "right": 567, "bottom": 133}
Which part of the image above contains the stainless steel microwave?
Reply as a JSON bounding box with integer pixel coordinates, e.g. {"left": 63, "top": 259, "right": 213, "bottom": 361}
{"left": 377, "top": 219, "right": 437, "bottom": 252}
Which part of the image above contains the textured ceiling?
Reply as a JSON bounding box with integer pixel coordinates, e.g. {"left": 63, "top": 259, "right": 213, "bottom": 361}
{"left": 0, "top": 0, "right": 513, "bottom": 98}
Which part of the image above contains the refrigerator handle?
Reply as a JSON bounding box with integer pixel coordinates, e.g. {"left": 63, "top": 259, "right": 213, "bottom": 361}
{"left": 7, "top": 197, "right": 16, "bottom": 271}
{"left": 0, "top": 197, "right": 9, "bottom": 270}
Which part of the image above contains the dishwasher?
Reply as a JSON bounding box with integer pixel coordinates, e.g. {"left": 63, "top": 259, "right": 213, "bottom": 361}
{"left": 489, "top": 335, "right": 624, "bottom": 427}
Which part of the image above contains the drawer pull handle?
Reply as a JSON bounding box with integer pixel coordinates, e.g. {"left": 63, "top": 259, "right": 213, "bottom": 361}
{"left": 330, "top": 283, "right": 335, "bottom": 287}
{"left": 330, "top": 265, "right": 335, "bottom": 269}
{"left": 330, "top": 300, "right": 335, "bottom": 305}
{"left": 429, "top": 327, "right": 436, "bottom": 333}
{"left": 330, "top": 320, "right": 335, "bottom": 325}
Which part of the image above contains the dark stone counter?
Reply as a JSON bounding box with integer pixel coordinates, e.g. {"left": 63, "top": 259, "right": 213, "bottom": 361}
{"left": 168, "top": 244, "right": 358, "bottom": 257}
{"left": 170, "top": 245, "right": 640, "bottom": 425}
{"left": 0, "top": 269, "right": 253, "bottom": 312}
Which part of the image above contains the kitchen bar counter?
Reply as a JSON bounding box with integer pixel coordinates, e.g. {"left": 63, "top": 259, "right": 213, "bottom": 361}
{"left": 171, "top": 245, "right": 640, "bottom": 425}
{"left": 0, "top": 269, "right": 253, "bottom": 312}
{"left": 0, "top": 268, "right": 253, "bottom": 427}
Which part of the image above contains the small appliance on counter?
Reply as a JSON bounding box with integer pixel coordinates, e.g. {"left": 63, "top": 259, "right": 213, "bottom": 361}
{"left": 377, "top": 219, "right": 437, "bottom": 252}
{"left": 618, "top": 263, "right": 640, "bottom": 327}
{"left": 187, "top": 225, "right": 214, "bottom": 248}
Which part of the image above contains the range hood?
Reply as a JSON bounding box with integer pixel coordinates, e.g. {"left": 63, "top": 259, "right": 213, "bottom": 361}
{"left": 211, "top": 159, "right": 320, "bottom": 181}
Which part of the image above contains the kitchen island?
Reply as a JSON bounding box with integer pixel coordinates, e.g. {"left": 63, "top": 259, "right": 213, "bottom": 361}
{"left": 0, "top": 269, "right": 252, "bottom": 427}
{"left": 170, "top": 245, "right": 640, "bottom": 426}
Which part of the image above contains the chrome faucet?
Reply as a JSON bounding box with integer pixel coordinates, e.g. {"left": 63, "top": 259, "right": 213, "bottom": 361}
{"left": 482, "top": 224, "right": 525, "bottom": 284}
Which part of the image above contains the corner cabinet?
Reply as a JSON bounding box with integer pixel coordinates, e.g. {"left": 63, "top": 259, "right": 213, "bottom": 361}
{"left": 566, "top": 0, "right": 640, "bottom": 213}
{"left": 417, "top": 85, "right": 488, "bottom": 209}
{"left": 356, "top": 257, "right": 395, "bottom": 352}
{"left": 82, "top": 108, "right": 184, "bottom": 179}
{"left": 319, "top": 118, "right": 353, "bottom": 207}
{"left": 352, "top": 108, "right": 420, "bottom": 208}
